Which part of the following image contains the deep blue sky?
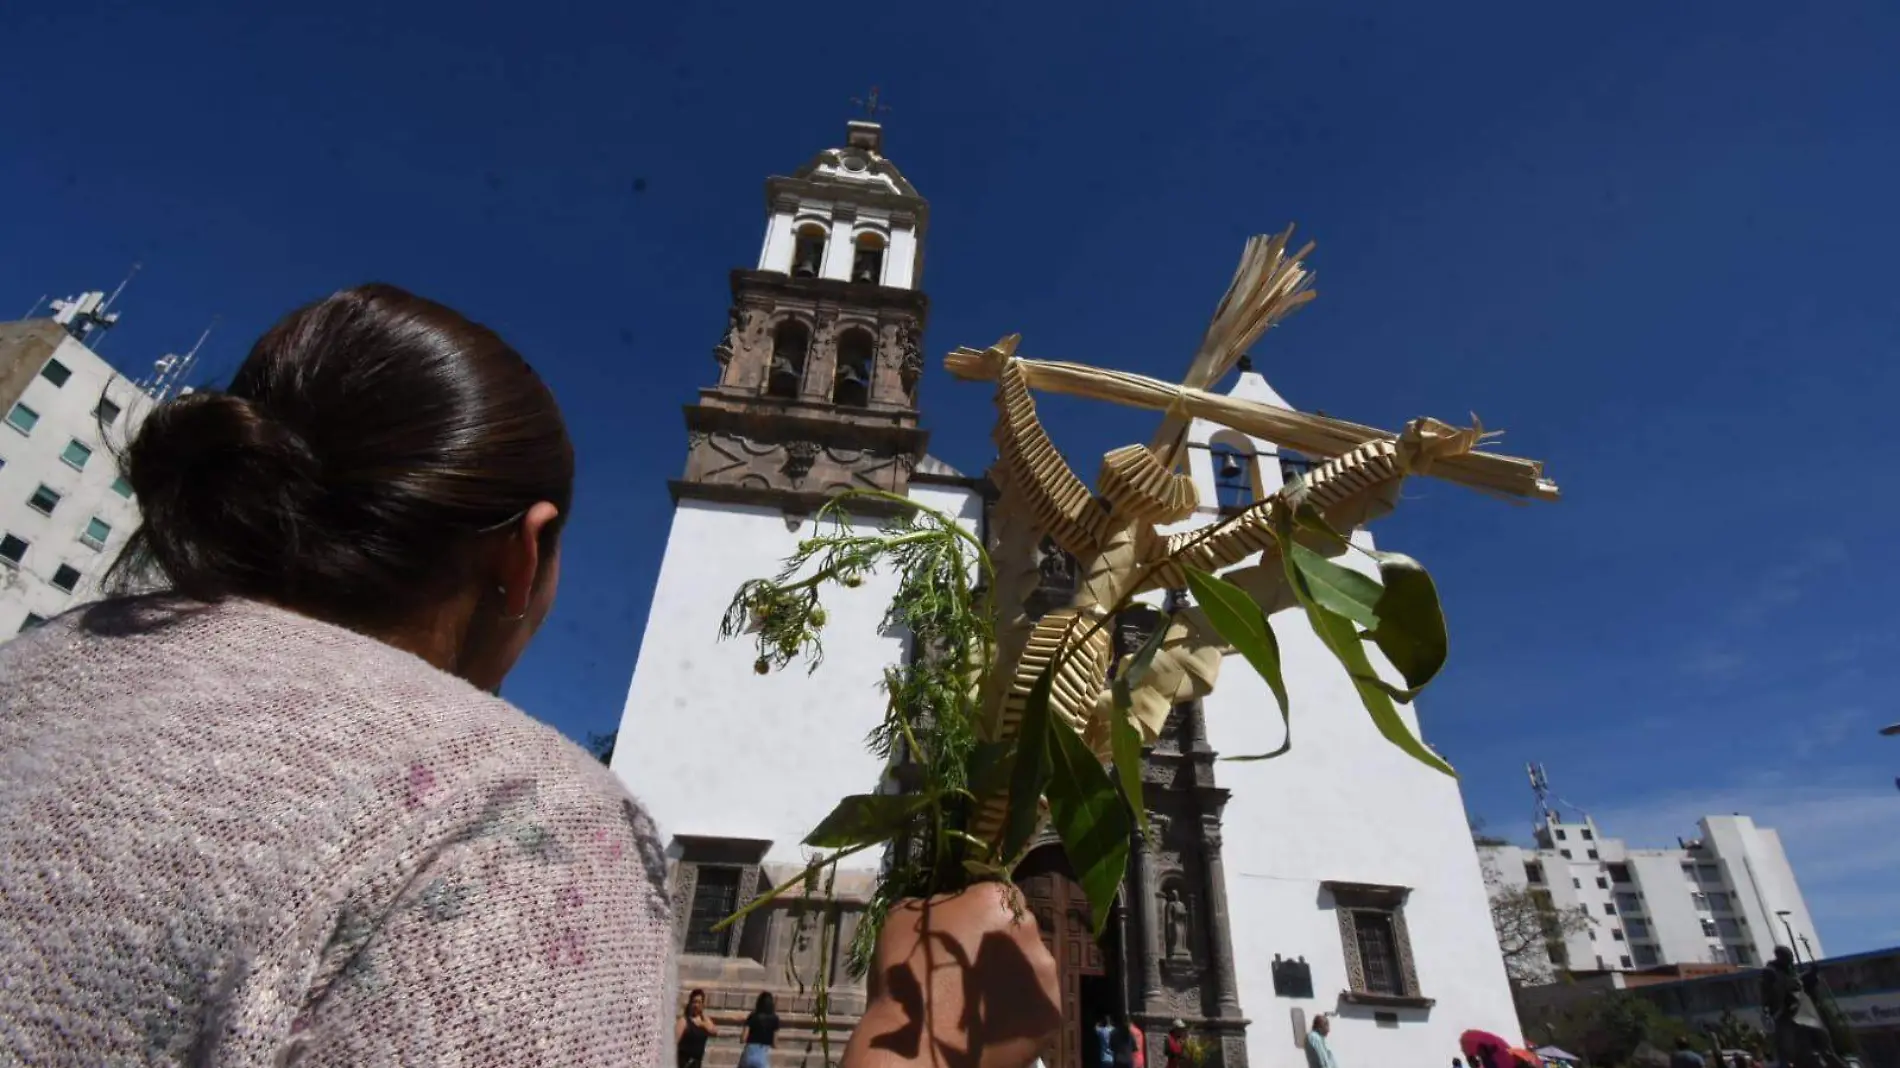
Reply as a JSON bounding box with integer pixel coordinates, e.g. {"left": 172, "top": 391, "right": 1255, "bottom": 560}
{"left": 4, "top": 2, "right": 1895, "bottom": 952}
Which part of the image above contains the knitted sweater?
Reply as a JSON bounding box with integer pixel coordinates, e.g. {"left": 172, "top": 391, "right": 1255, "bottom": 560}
{"left": 0, "top": 596, "right": 675, "bottom": 1066}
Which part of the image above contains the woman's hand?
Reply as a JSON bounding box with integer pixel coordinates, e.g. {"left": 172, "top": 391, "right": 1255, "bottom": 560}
{"left": 843, "top": 882, "right": 1062, "bottom": 1068}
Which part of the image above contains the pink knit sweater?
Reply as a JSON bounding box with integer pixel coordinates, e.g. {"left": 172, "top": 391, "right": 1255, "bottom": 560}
{"left": 0, "top": 597, "right": 675, "bottom": 1065}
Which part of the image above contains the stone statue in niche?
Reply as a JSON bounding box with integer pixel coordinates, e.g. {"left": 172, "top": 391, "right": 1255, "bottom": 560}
{"left": 1163, "top": 887, "right": 1191, "bottom": 960}
{"left": 713, "top": 307, "right": 742, "bottom": 369}
{"left": 897, "top": 321, "right": 923, "bottom": 398}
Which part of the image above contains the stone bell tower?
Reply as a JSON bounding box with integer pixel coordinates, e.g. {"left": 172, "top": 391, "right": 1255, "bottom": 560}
{"left": 673, "top": 119, "right": 932, "bottom": 512}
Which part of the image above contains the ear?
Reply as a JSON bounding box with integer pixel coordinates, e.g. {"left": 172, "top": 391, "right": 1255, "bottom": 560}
{"left": 496, "top": 501, "right": 562, "bottom": 616}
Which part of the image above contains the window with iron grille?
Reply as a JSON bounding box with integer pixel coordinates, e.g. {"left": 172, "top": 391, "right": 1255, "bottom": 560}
{"left": 683, "top": 866, "right": 741, "bottom": 956}
{"left": 1354, "top": 910, "right": 1404, "bottom": 996}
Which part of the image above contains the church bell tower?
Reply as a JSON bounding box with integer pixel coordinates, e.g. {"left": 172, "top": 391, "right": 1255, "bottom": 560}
{"left": 672, "top": 119, "right": 931, "bottom": 511}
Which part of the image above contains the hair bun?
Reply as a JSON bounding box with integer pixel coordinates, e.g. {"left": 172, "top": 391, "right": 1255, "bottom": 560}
{"left": 123, "top": 391, "right": 324, "bottom": 600}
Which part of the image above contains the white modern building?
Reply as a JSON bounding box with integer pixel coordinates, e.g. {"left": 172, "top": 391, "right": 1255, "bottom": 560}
{"left": 613, "top": 118, "right": 1521, "bottom": 1068}
{"left": 1477, "top": 808, "right": 1822, "bottom": 982}
{"left": 0, "top": 290, "right": 203, "bottom": 639}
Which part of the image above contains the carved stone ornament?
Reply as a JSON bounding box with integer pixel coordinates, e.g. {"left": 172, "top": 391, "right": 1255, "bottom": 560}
{"left": 713, "top": 307, "right": 742, "bottom": 368}
{"left": 687, "top": 430, "right": 710, "bottom": 452}
{"left": 897, "top": 322, "right": 924, "bottom": 393}
{"left": 782, "top": 441, "right": 822, "bottom": 485}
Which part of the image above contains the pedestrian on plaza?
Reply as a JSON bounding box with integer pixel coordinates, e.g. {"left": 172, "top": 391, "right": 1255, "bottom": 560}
{"left": 1305, "top": 1013, "right": 1339, "bottom": 1068}
{"left": 1129, "top": 1017, "right": 1147, "bottom": 1068}
{"left": 678, "top": 989, "right": 719, "bottom": 1068}
{"left": 0, "top": 285, "right": 1063, "bottom": 1068}
{"left": 1097, "top": 1016, "right": 1118, "bottom": 1067}
{"left": 1671, "top": 1037, "right": 1708, "bottom": 1068}
{"left": 739, "top": 991, "right": 779, "bottom": 1068}
{"left": 1164, "top": 1020, "right": 1189, "bottom": 1068}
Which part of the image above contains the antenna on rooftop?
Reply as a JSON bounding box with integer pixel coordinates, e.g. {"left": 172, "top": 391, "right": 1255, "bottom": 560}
{"left": 23, "top": 295, "right": 47, "bottom": 319}
{"left": 146, "top": 317, "right": 217, "bottom": 402}
{"left": 102, "top": 262, "right": 142, "bottom": 312}
{"left": 1529, "top": 762, "right": 1554, "bottom": 825}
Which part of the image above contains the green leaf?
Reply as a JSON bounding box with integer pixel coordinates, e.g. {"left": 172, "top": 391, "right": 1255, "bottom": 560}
{"left": 1361, "top": 551, "right": 1448, "bottom": 692}
{"left": 1109, "top": 612, "right": 1171, "bottom": 834}
{"left": 1182, "top": 566, "right": 1291, "bottom": 761}
{"left": 1273, "top": 512, "right": 1456, "bottom": 778}
{"left": 1000, "top": 661, "right": 1056, "bottom": 864}
{"left": 1044, "top": 712, "right": 1132, "bottom": 937}
{"left": 803, "top": 793, "right": 927, "bottom": 849}
{"left": 1286, "top": 541, "right": 1383, "bottom": 630}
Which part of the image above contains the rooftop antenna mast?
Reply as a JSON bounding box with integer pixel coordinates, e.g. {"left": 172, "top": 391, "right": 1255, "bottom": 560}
{"left": 22, "top": 295, "right": 47, "bottom": 319}
{"left": 147, "top": 317, "right": 216, "bottom": 402}
{"left": 1528, "top": 762, "right": 1555, "bottom": 826}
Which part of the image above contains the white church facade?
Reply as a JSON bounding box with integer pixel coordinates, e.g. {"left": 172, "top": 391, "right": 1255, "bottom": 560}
{"left": 612, "top": 119, "right": 1522, "bottom": 1068}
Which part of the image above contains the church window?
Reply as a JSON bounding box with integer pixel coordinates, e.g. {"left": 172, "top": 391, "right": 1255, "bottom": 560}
{"left": 832, "top": 328, "right": 874, "bottom": 407}
{"left": 683, "top": 866, "right": 742, "bottom": 956}
{"left": 766, "top": 321, "right": 809, "bottom": 400}
{"left": 1354, "top": 911, "right": 1404, "bottom": 995}
{"left": 851, "top": 232, "right": 886, "bottom": 284}
{"left": 792, "top": 225, "right": 827, "bottom": 278}
{"left": 1325, "top": 881, "right": 1430, "bottom": 1008}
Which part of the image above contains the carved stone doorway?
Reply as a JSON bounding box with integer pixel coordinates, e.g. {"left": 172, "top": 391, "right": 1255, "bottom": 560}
{"left": 1017, "top": 845, "right": 1122, "bottom": 1068}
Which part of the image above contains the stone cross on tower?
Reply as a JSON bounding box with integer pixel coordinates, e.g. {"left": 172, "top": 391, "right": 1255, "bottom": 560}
{"left": 850, "top": 86, "right": 891, "bottom": 122}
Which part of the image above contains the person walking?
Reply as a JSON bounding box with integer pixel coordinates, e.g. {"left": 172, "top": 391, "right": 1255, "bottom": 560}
{"left": 678, "top": 989, "right": 720, "bottom": 1068}
{"left": 0, "top": 284, "right": 1066, "bottom": 1068}
{"left": 1129, "top": 1018, "right": 1147, "bottom": 1068}
{"left": 1164, "top": 1021, "right": 1189, "bottom": 1068}
{"left": 739, "top": 992, "right": 780, "bottom": 1068}
{"left": 1306, "top": 1014, "right": 1339, "bottom": 1068}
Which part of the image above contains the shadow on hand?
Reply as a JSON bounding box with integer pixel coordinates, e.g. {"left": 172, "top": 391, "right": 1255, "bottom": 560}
{"left": 865, "top": 896, "right": 1060, "bottom": 1068}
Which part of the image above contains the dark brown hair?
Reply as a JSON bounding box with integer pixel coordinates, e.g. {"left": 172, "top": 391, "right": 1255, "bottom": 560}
{"left": 115, "top": 284, "right": 573, "bottom": 629}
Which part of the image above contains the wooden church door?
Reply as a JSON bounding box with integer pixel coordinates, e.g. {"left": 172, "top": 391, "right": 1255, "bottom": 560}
{"left": 1018, "top": 848, "right": 1106, "bottom": 1068}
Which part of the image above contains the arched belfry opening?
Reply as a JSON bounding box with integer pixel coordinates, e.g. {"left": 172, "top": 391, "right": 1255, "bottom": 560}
{"left": 833, "top": 328, "right": 874, "bottom": 407}
{"left": 766, "top": 320, "right": 808, "bottom": 399}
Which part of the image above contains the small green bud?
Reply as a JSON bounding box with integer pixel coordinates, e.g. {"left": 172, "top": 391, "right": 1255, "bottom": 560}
{"left": 810, "top": 608, "right": 828, "bottom": 627}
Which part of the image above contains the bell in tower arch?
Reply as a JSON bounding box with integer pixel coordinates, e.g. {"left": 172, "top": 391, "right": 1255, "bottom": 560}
{"left": 792, "top": 226, "right": 826, "bottom": 278}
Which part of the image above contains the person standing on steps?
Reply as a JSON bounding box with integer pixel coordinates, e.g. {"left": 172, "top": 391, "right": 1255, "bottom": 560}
{"left": 1163, "top": 1021, "right": 1189, "bottom": 1068}
{"left": 678, "top": 989, "right": 719, "bottom": 1068}
{"left": 739, "top": 991, "right": 779, "bottom": 1068}
{"left": 1305, "top": 1014, "right": 1339, "bottom": 1068}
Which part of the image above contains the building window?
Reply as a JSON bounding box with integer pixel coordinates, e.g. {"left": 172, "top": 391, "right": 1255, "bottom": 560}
{"left": 1709, "top": 892, "right": 1732, "bottom": 912}
{"left": 792, "top": 225, "right": 827, "bottom": 278}
{"left": 1597, "top": 877, "right": 1609, "bottom": 889}
{"left": 51, "top": 564, "right": 81, "bottom": 593}
{"left": 1701, "top": 919, "right": 1719, "bottom": 937}
{"left": 1547, "top": 944, "right": 1564, "bottom": 965}
{"left": 1698, "top": 864, "right": 1721, "bottom": 882}
{"left": 81, "top": 518, "right": 111, "bottom": 551}
{"left": 1604, "top": 903, "right": 1617, "bottom": 915}
{"left": 1581, "top": 829, "right": 1595, "bottom": 840}
{"left": 832, "top": 328, "right": 874, "bottom": 407}
{"left": 1587, "top": 849, "right": 1600, "bottom": 860}
{"left": 1709, "top": 944, "right": 1728, "bottom": 964}
{"left": 1734, "top": 946, "right": 1753, "bottom": 965}
{"left": 1608, "top": 863, "right": 1632, "bottom": 883}
{"left": 6, "top": 402, "right": 40, "bottom": 435}
{"left": 1525, "top": 862, "right": 1544, "bottom": 884}
{"left": 1572, "top": 878, "right": 1582, "bottom": 889}
{"left": 1325, "top": 881, "right": 1430, "bottom": 1007}
{"left": 766, "top": 321, "right": 809, "bottom": 400}
{"left": 1617, "top": 892, "right": 1643, "bottom": 914}
{"left": 60, "top": 439, "right": 93, "bottom": 470}
{"left": 1588, "top": 929, "right": 1597, "bottom": 942}
{"left": 682, "top": 866, "right": 741, "bottom": 956}
{"left": 0, "top": 533, "right": 26, "bottom": 564}
{"left": 28, "top": 484, "right": 61, "bottom": 516}
{"left": 1560, "top": 849, "right": 1572, "bottom": 859}
{"left": 40, "top": 359, "right": 72, "bottom": 387}
{"left": 1612, "top": 929, "right": 1626, "bottom": 942}
{"left": 110, "top": 475, "right": 133, "bottom": 498}
{"left": 1634, "top": 945, "right": 1659, "bottom": 967}
{"left": 670, "top": 836, "right": 770, "bottom": 962}
{"left": 1627, "top": 919, "right": 1650, "bottom": 939}
{"left": 1682, "top": 862, "right": 1697, "bottom": 879}
{"left": 1692, "top": 891, "right": 1710, "bottom": 910}
{"left": 851, "top": 232, "right": 886, "bottom": 284}
{"left": 1717, "top": 918, "right": 1741, "bottom": 938}
{"left": 1555, "top": 829, "right": 1568, "bottom": 840}
{"left": 20, "top": 613, "right": 47, "bottom": 633}
{"left": 95, "top": 396, "right": 122, "bottom": 426}
{"left": 1621, "top": 955, "right": 1634, "bottom": 968}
